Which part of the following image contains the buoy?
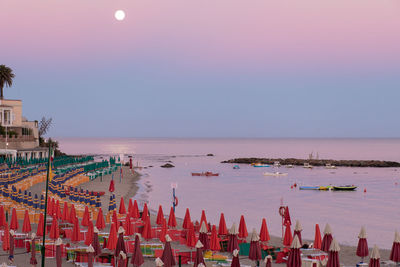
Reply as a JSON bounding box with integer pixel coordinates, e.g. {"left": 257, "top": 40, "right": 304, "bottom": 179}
{"left": 294, "top": 183, "right": 297, "bottom": 187}
{"left": 364, "top": 188, "right": 367, "bottom": 193}
{"left": 291, "top": 185, "right": 293, "bottom": 189}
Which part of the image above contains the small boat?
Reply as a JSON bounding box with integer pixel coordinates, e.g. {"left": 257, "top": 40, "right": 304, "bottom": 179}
{"left": 333, "top": 185, "right": 357, "bottom": 191}
{"left": 191, "top": 172, "right": 219, "bottom": 177}
{"left": 286, "top": 165, "right": 294, "bottom": 168}
{"left": 299, "top": 186, "right": 319, "bottom": 190}
{"left": 319, "top": 186, "right": 333, "bottom": 191}
{"left": 233, "top": 165, "right": 240, "bottom": 169}
{"left": 303, "top": 163, "right": 313, "bottom": 169}
{"left": 325, "top": 163, "right": 337, "bottom": 169}
{"left": 263, "top": 172, "right": 288, "bottom": 176}
{"left": 273, "top": 161, "right": 281, "bottom": 167}
{"left": 253, "top": 163, "right": 270, "bottom": 167}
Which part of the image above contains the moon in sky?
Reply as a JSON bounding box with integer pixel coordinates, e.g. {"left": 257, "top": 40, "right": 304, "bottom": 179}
{"left": 114, "top": 10, "right": 126, "bottom": 21}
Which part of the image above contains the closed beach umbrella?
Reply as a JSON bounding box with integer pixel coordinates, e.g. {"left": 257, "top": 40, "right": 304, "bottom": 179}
{"left": 200, "top": 210, "right": 209, "bottom": 231}
{"left": 293, "top": 220, "right": 303, "bottom": 245}
{"left": 227, "top": 223, "right": 239, "bottom": 253}
{"left": 49, "top": 216, "right": 59, "bottom": 239}
{"left": 124, "top": 215, "right": 133, "bottom": 236}
{"left": 356, "top": 226, "right": 369, "bottom": 261}
{"left": 156, "top": 205, "right": 164, "bottom": 225}
{"left": 109, "top": 178, "right": 115, "bottom": 193}
{"left": 182, "top": 208, "right": 191, "bottom": 229}
{"left": 92, "top": 226, "right": 102, "bottom": 256}
{"left": 260, "top": 218, "right": 271, "bottom": 243}
{"left": 194, "top": 240, "right": 205, "bottom": 267}
{"left": 119, "top": 197, "right": 126, "bottom": 215}
{"left": 62, "top": 202, "right": 69, "bottom": 221}
{"left": 284, "top": 206, "right": 292, "bottom": 226}
{"left": 231, "top": 249, "right": 240, "bottom": 267}
{"left": 130, "top": 200, "right": 140, "bottom": 219}
{"left": 85, "top": 220, "right": 94, "bottom": 246}
{"left": 142, "top": 215, "right": 153, "bottom": 240}
{"left": 210, "top": 225, "right": 221, "bottom": 251}
{"left": 186, "top": 222, "right": 197, "bottom": 248}
{"left": 156, "top": 257, "right": 164, "bottom": 267}
{"left": 10, "top": 208, "right": 19, "bottom": 230}
{"left": 96, "top": 207, "right": 106, "bottom": 230}
{"left": 107, "top": 223, "right": 118, "bottom": 250}
{"left": 118, "top": 251, "right": 127, "bottom": 267}
{"left": 30, "top": 233, "right": 38, "bottom": 266}
{"left": 22, "top": 209, "right": 32, "bottom": 233}
{"left": 369, "top": 245, "right": 380, "bottom": 267}
{"left": 238, "top": 215, "right": 248, "bottom": 239}
{"left": 55, "top": 200, "right": 62, "bottom": 219}
{"left": 283, "top": 224, "right": 293, "bottom": 247}
{"left": 55, "top": 238, "right": 62, "bottom": 267}
{"left": 249, "top": 229, "right": 261, "bottom": 261}
{"left": 115, "top": 226, "right": 127, "bottom": 257}
{"left": 81, "top": 206, "right": 90, "bottom": 227}
{"left": 3, "top": 223, "right": 9, "bottom": 251}
{"left": 218, "top": 213, "right": 228, "bottom": 236}
{"left": 327, "top": 238, "right": 340, "bottom": 267}
{"left": 160, "top": 218, "right": 168, "bottom": 243}
{"left": 287, "top": 235, "right": 301, "bottom": 267}
{"left": 264, "top": 255, "right": 272, "bottom": 267}
{"left": 314, "top": 224, "right": 322, "bottom": 250}
{"left": 71, "top": 217, "right": 82, "bottom": 242}
{"left": 161, "top": 234, "right": 176, "bottom": 267}
{"left": 128, "top": 199, "right": 134, "bottom": 215}
{"left": 142, "top": 203, "right": 149, "bottom": 222}
{"left": 69, "top": 204, "right": 77, "bottom": 223}
{"left": 168, "top": 207, "right": 177, "bottom": 228}
{"left": 198, "top": 221, "right": 210, "bottom": 250}
{"left": 0, "top": 206, "right": 5, "bottom": 227}
{"left": 390, "top": 231, "right": 400, "bottom": 263}
{"left": 131, "top": 234, "right": 144, "bottom": 267}
{"left": 321, "top": 224, "right": 333, "bottom": 252}
{"left": 36, "top": 213, "right": 45, "bottom": 237}
{"left": 87, "top": 244, "right": 95, "bottom": 267}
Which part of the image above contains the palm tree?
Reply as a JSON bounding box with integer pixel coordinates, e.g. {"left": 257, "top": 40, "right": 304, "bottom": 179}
{"left": 0, "top": 65, "right": 15, "bottom": 100}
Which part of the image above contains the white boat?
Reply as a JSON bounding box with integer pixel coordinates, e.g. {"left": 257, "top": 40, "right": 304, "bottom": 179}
{"left": 273, "top": 161, "right": 281, "bottom": 167}
{"left": 325, "top": 163, "right": 337, "bottom": 169}
{"left": 263, "top": 172, "right": 288, "bottom": 176}
{"left": 303, "top": 163, "right": 313, "bottom": 169}
{"left": 286, "top": 164, "right": 294, "bottom": 168}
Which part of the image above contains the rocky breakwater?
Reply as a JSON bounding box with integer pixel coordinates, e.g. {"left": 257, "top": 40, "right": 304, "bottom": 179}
{"left": 221, "top": 158, "right": 400, "bottom": 167}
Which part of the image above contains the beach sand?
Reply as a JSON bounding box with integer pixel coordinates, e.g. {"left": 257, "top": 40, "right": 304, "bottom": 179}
{"left": 4, "top": 166, "right": 392, "bottom": 266}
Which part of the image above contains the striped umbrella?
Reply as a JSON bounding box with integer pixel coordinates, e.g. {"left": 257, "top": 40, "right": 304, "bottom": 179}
{"left": 28, "top": 192, "right": 33, "bottom": 208}
{"left": 95, "top": 193, "right": 101, "bottom": 208}
{"left": 33, "top": 194, "right": 39, "bottom": 210}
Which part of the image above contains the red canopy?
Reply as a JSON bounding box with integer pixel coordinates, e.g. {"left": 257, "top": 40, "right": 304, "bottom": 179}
{"left": 259, "top": 218, "right": 270, "bottom": 243}
{"left": 200, "top": 210, "right": 209, "bottom": 232}
{"left": 0, "top": 206, "right": 5, "bottom": 227}
{"left": 182, "top": 208, "right": 191, "bottom": 230}
{"left": 131, "top": 234, "right": 144, "bottom": 267}
{"left": 198, "top": 222, "right": 210, "bottom": 250}
{"left": 62, "top": 202, "right": 69, "bottom": 221}
{"left": 109, "top": 179, "right": 115, "bottom": 193}
{"left": 321, "top": 234, "right": 333, "bottom": 252}
{"left": 227, "top": 225, "right": 239, "bottom": 253}
{"left": 69, "top": 204, "right": 77, "bottom": 223}
{"left": 161, "top": 236, "right": 176, "bottom": 267}
{"left": 249, "top": 229, "right": 261, "bottom": 261}
{"left": 160, "top": 218, "right": 168, "bottom": 243}
{"left": 326, "top": 239, "right": 340, "bottom": 267}
{"left": 85, "top": 220, "right": 94, "bottom": 246}
{"left": 186, "top": 222, "right": 196, "bottom": 248}
{"left": 156, "top": 205, "right": 164, "bottom": 225}
{"left": 119, "top": 197, "right": 126, "bottom": 215}
{"left": 36, "top": 213, "right": 45, "bottom": 237}
{"left": 22, "top": 210, "right": 32, "bottom": 233}
{"left": 283, "top": 224, "right": 293, "bottom": 247}
{"left": 314, "top": 224, "right": 322, "bottom": 249}
{"left": 48, "top": 198, "right": 54, "bottom": 216}
{"left": 115, "top": 227, "right": 127, "bottom": 257}
{"left": 130, "top": 200, "right": 140, "bottom": 219}
{"left": 194, "top": 241, "right": 205, "bottom": 267}
{"left": 390, "top": 231, "right": 400, "bottom": 263}
{"left": 81, "top": 206, "right": 90, "bottom": 227}
{"left": 369, "top": 245, "right": 380, "bottom": 267}
{"left": 71, "top": 217, "right": 82, "bottom": 242}
{"left": 356, "top": 227, "right": 369, "bottom": 258}
{"left": 10, "top": 208, "right": 19, "bottom": 231}
{"left": 218, "top": 213, "right": 228, "bottom": 236}
{"left": 107, "top": 223, "right": 118, "bottom": 250}
{"left": 287, "top": 236, "right": 302, "bottom": 267}
{"left": 93, "top": 228, "right": 102, "bottom": 256}
{"left": 112, "top": 210, "right": 118, "bottom": 227}
{"left": 142, "top": 216, "right": 152, "bottom": 240}
{"left": 168, "top": 207, "right": 177, "bottom": 228}
{"left": 2, "top": 223, "right": 9, "bottom": 251}
{"left": 284, "top": 206, "right": 291, "bottom": 226}
{"left": 231, "top": 250, "right": 240, "bottom": 267}
{"left": 238, "top": 215, "right": 248, "bottom": 239}
{"left": 142, "top": 203, "right": 149, "bottom": 222}
{"left": 128, "top": 199, "right": 133, "bottom": 215}
{"left": 55, "top": 200, "right": 62, "bottom": 219}
{"left": 210, "top": 225, "right": 221, "bottom": 251}
{"left": 49, "top": 216, "right": 59, "bottom": 239}
{"left": 124, "top": 215, "right": 133, "bottom": 236}
{"left": 96, "top": 208, "right": 106, "bottom": 230}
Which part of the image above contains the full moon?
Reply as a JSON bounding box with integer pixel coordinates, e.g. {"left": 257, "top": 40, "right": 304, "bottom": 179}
{"left": 114, "top": 10, "right": 125, "bottom": 21}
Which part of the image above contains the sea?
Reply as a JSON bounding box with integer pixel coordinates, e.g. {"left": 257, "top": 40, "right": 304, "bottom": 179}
{"left": 58, "top": 138, "right": 400, "bottom": 249}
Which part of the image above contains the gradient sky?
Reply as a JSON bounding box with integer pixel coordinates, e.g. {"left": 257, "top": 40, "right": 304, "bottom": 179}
{"left": 1, "top": 0, "right": 400, "bottom": 138}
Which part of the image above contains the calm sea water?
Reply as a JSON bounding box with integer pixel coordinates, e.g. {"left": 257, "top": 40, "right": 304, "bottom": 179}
{"left": 58, "top": 138, "right": 400, "bottom": 248}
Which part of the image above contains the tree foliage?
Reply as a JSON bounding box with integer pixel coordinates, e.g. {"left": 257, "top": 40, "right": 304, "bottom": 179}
{"left": 38, "top": 117, "right": 53, "bottom": 137}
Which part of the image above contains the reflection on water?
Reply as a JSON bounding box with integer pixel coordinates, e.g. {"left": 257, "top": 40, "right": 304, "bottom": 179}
{"left": 59, "top": 138, "right": 400, "bottom": 248}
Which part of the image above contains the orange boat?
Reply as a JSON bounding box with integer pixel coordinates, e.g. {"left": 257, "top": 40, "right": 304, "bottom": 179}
{"left": 191, "top": 172, "right": 219, "bottom": 177}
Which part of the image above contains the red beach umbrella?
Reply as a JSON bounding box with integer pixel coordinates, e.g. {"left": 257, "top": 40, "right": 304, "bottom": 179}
{"left": 55, "top": 238, "right": 63, "bottom": 267}
{"left": 55, "top": 200, "right": 62, "bottom": 219}
{"left": 128, "top": 199, "right": 134, "bottom": 215}
{"left": 124, "top": 215, "right": 133, "bottom": 236}
{"left": 160, "top": 218, "right": 168, "bottom": 243}
{"left": 30, "top": 234, "right": 38, "bottom": 266}
{"left": 238, "top": 215, "right": 248, "bottom": 239}
{"left": 186, "top": 222, "right": 196, "bottom": 248}
{"left": 249, "top": 229, "right": 261, "bottom": 261}
{"left": 36, "top": 213, "right": 45, "bottom": 237}
{"left": 283, "top": 224, "right": 293, "bottom": 247}
{"left": 390, "top": 231, "right": 400, "bottom": 263}
{"left": 142, "top": 216, "right": 153, "bottom": 240}
{"left": 142, "top": 203, "right": 149, "bottom": 222}
{"left": 118, "top": 251, "right": 127, "bottom": 267}
{"left": 3, "top": 223, "right": 9, "bottom": 251}
{"left": 161, "top": 235, "right": 176, "bottom": 267}
{"left": 131, "top": 234, "right": 144, "bottom": 267}
{"left": 49, "top": 216, "right": 59, "bottom": 239}
{"left": 112, "top": 210, "right": 118, "bottom": 226}
{"left": 69, "top": 204, "right": 77, "bottom": 223}
{"left": 321, "top": 224, "right": 333, "bottom": 252}
{"left": 356, "top": 226, "right": 369, "bottom": 260}
{"left": 198, "top": 221, "right": 210, "bottom": 250}
{"left": 259, "top": 218, "right": 270, "bottom": 243}
{"left": 87, "top": 244, "right": 95, "bottom": 267}
{"left": 168, "top": 207, "right": 177, "bottom": 228}
{"left": 287, "top": 235, "right": 302, "bottom": 267}
{"left": 327, "top": 238, "right": 340, "bottom": 267}
{"left": 0, "top": 206, "right": 5, "bottom": 227}
{"left": 22, "top": 209, "right": 32, "bottom": 233}
{"left": 314, "top": 224, "right": 322, "bottom": 250}
{"left": 48, "top": 198, "right": 54, "bottom": 216}
{"left": 10, "top": 208, "right": 19, "bottom": 230}
{"left": 231, "top": 249, "right": 241, "bottom": 267}
{"left": 115, "top": 226, "right": 127, "bottom": 257}
{"left": 107, "top": 223, "right": 118, "bottom": 250}
{"left": 93, "top": 226, "right": 102, "bottom": 256}
{"left": 71, "top": 217, "right": 82, "bottom": 242}
{"left": 96, "top": 207, "right": 106, "bottom": 230}
{"left": 81, "top": 206, "right": 90, "bottom": 227}
{"left": 62, "top": 202, "right": 69, "bottom": 221}
{"left": 200, "top": 210, "right": 209, "bottom": 232}
{"left": 227, "top": 223, "right": 239, "bottom": 253}
{"left": 182, "top": 208, "right": 191, "bottom": 230}
{"left": 131, "top": 200, "right": 140, "bottom": 219}
{"left": 119, "top": 197, "right": 126, "bottom": 215}
{"left": 369, "top": 245, "right": 381, "bottom": 267}
{"left": 156, "top": 205, "right": 164, "bottom": 225}
{"left": 85, "top": 220, "right": 94, "bottom": 246}
{"left": 284, "top": 206, "right": 291, "bottom": 226}
{"left": 109, "top": 179, "right": 115, "bottom": 193}
{"left": 210, "top": 225, "right": 221, "bottom": 251}
{"left": 293, "top": 220, "right": 303, "bottom": 245}
{"left": 194, "top": 240, "right": 206, "bottom": 266}
{"left": 264, "top": 255, "right": 272, "bottom": 267}
{"left": 218, "top": 213, "right": 228, "bottom": 236}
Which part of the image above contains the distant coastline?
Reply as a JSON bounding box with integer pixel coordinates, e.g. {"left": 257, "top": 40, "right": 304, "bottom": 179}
{"left": 222, "top": 157, "right": 400, "bottom": 167}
